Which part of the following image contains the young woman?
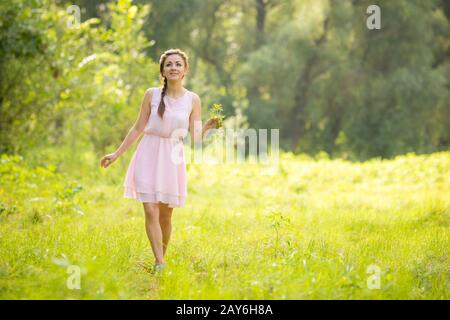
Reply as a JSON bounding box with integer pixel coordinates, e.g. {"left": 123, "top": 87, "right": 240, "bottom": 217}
{"left": 100, "top": 48, "right": 218, "bottom": 272}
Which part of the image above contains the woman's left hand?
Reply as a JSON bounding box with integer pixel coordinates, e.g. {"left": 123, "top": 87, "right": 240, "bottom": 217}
{"left": 205, "top": 118, "right": 221, "bottom": 130}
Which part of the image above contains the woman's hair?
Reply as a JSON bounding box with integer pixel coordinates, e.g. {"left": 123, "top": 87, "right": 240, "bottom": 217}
{"left": 157, "top": 48, "right": 189, "bottom": 119}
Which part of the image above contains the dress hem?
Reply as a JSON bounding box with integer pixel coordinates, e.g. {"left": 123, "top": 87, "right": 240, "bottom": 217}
{"left": 123, "top": 186, "right": 186, "bottom": 208}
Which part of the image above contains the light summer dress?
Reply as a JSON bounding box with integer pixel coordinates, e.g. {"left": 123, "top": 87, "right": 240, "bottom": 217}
{"left": 123, "top": 87, "right": 193, "bottom": 208}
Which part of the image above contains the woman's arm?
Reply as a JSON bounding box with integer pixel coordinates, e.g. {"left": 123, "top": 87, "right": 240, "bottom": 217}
{"left": 100, "top": 88, "right": 152, "bottom": 168}
{"left": 188, "top": 93, "right": 217, "bottom": 147}
{"left": 114, "top": 88, "right": 153, "bottom": 157}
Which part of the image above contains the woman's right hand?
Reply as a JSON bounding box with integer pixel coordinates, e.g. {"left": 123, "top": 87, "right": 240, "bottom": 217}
{"left": 100, "top": 152, "right": 118, "bottom": 168}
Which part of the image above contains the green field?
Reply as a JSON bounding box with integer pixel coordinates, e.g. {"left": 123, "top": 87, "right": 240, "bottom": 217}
{"left": 0, "top": 150, "right": 448, "bottom": 299}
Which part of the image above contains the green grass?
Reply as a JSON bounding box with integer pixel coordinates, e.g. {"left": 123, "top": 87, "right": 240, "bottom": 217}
{"left": 0, "top": 150, "right": 449, "bottom": 299}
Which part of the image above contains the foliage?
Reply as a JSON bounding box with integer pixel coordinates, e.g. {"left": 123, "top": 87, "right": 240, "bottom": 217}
{"left": 0, "top": 1, "right": 449, "bottom": 299}
{"left": 0, "top": 150, "right": 448, "bottom": 299}
{"left": 0, "top": 154, "right": 84, "bottom": 221}
{"left": 0, "top": 0, "right": 159, "bottom": 156}
{"left": 1, "top": 0, "right": 448, "bottom": 159}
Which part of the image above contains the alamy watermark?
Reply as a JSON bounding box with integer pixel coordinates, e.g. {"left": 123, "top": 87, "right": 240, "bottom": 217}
{"left": 166, "top": 122, "right": 280, "bottom": 166}
{"left": 366, "top": 5, "right": 381, "bottom": 30}
{"left": 67, "top": 5, "right": 81, "bottom": 29}
{"left": 366, "top": 264, "right": 381, "bottom": 290}
{"left": 66, "top": 265, "right": 81, "bottom": 290}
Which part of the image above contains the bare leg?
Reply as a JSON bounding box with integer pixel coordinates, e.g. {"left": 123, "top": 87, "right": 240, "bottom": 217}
{"left": 143, "top": 203, "right": 164, "bottom": 264}
{"left": 159, "top": 202, "right": 174, "bottom": 258}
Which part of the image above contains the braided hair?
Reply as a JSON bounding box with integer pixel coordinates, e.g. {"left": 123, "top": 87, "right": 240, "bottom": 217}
{"left": 157, "top": 48, "right": 189, "bottom": 119}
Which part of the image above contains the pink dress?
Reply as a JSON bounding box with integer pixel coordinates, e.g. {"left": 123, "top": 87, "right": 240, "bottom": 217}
{"left": 123, "top": 87, "right": 193, "bottom": 208}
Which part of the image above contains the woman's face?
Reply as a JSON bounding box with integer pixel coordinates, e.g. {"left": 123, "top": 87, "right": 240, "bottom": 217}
{"left": 163, "top": 54, "right": 186, "bottom": 81}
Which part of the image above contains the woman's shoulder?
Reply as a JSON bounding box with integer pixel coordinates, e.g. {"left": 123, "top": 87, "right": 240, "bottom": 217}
{"left": 143, "top": 88, "right": 161, "bottom": 109}
{"left": 188, "top": 89, "right": 200, "bottom": 102}
{"left": 144, "top": 87, "right": 162, "bottom": 102}
{"left": 188, "top": 91, "right": 201, "bottom": 114}
{"left": 145, "top": 87, "right": 160, "bottom": 95}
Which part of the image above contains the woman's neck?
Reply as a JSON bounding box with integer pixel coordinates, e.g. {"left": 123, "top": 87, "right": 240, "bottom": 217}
{"left": 165, "top": 82, "right": 185, "bottom": 96}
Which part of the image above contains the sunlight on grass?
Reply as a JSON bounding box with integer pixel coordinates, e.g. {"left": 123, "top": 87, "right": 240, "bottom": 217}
{"left": 0, "top": 151, "right": 449, "bottom": 299}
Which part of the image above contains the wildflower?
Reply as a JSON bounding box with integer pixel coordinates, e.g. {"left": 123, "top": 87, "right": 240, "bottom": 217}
{"left": 208, "top": 103, "right": 225, "bottom": 128}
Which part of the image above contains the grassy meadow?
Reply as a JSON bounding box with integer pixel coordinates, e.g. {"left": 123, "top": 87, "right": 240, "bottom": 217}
{"left": 0, "top": 147, "right": 449, "bottom": 299}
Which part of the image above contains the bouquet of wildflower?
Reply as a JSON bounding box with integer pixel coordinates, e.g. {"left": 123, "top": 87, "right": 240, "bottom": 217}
{"left": 208, "top": 103, "right": 225, "bottom": 129}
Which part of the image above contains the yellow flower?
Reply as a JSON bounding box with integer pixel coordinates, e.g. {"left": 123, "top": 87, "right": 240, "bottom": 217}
{"left": 208, "top": 103, "right": 225, "bottom": 128}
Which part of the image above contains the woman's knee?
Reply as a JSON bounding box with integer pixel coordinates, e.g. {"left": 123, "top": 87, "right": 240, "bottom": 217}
{"left": 159, "top": 208, "right": 173, "bottom": 224}
{"left": 143, "top": 203, "right": 159, "bottom": 221}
